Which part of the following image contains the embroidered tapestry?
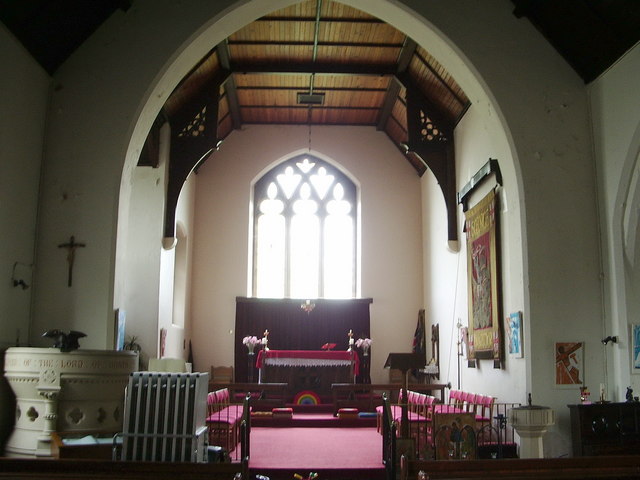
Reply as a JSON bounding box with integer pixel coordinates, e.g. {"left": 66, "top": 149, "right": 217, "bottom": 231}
{"left": 465, "top": 189, "right": 502, "bottom": 368}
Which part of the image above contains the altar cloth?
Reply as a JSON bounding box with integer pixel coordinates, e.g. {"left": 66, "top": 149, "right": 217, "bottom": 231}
{"left": 256, "top": 349, "right": 359, "bottom": 375}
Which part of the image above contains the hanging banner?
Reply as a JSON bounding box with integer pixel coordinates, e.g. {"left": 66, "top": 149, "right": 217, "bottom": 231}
{"left": 465, "top": 189, "right": 502, "bottom": 368}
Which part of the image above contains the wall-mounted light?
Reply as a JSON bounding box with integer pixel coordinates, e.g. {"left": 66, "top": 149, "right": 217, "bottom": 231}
{"left": 601, "top": 335, "right": 618, "bottom": 345}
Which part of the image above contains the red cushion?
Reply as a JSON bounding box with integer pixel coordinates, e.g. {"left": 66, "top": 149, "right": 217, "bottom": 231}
{"left": 338, "top": 408, "right": 359, "bottom": 413}
{"left": 207, "top": 405, "right": 243, "bottom": 423}
{"left": 272, "top": 407, "right": 293, "bottom": 414}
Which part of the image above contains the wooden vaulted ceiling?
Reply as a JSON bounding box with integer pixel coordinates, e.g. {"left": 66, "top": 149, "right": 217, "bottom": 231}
{"left": 2, "top": 0, "right": 639, "bottom": 241}
{"left": 154, "top": 0, "right": 470, "bottom": 242}
{"left": 159, "top": 0, "right": 470, "bottom": 176}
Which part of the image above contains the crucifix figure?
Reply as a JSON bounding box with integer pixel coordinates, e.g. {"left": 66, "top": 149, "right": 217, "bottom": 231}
{"left": 58, "top": 235, "right": 86, "bottom": 287}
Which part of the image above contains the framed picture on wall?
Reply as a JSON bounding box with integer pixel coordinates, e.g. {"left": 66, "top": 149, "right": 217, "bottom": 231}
{"left": 505, "top": 311, "right": 523, "bottom": 358}
{"left": 631, "top": 325, "right": 640, "bottom": 374}
{"left": 554, "top": 341, "right": 584, "bottom": 387}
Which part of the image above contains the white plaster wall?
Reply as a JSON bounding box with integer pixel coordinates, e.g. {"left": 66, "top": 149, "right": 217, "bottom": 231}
{"left": 589, "top": 43, "right": 640, "bottom": 397}
{"left": 190, "top": 125, "right": 423, "bottom": 381}
{"left": 16, "top": 0, "right": 603, "bottom": 457}
{"left": 399, "top": 0, "right": 600, "bottom": 457}
{"left": 424, "top": 100, "right": 527, "bottom": 406}
{"left": 0, "top": 23, "right": 50, "bottom": 452}
{"left": 114, "top": 153, "right": 166, "bottom": 367}
{"left": 0, "top": 24, "right": 50, "bottom": 348}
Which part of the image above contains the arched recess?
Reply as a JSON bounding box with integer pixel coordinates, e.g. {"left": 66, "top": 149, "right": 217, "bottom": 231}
{"left": 115, "top": 0, "right": 526, "bottom": 379}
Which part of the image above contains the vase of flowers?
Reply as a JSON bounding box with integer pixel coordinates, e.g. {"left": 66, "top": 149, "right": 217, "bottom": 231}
{"left": 356, "top": 337, "right": 372, "bottom": 356}
{"left": 242, "top": 335, "right": 261, "bottom": 354}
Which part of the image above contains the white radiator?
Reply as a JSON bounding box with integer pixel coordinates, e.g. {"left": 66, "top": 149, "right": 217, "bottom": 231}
{"left": 118, "top": 372, "right": 209, "bottom": 462}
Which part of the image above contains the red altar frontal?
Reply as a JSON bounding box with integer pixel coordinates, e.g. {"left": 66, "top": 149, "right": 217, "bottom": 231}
{"left": 256, "top": 350, "right": 359, "bottom": 399}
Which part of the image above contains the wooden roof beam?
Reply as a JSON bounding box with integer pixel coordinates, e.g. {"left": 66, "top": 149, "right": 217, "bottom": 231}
{"left": 377, "top": 37, "right": 415, "bottom": 130}
{"left": 403, "top": 79, "right": 458, "bottom": 242}
{"left": 216, "top": 42, "right": 242, "bottom": 130}
{"left": 377, "top": 77, "right": 401, "bottom": 131}
{"left": 257, "top": 16, "right": 386, "bottom": 24}
{"left": 164, "top": 77, "right": 223, "bottom": 241}
{"left": 230, "top": 62, "right": 397, "bottom": 76}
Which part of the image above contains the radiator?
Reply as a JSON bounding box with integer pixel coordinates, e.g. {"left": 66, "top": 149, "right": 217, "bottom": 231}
{"left": 119, "top": 372, "right": 209, "bottom": 462}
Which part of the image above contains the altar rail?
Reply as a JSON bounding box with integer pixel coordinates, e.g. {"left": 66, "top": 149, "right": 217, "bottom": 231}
{"left": 400, "top": 455, "right": 640, "bottom": 479}
{"left": 0, "top": 458, "right": 248, "bottom": 479}
{"left": 331, "top": 383, "right": 449, "bottom": 415}
{"left": 208, "top": 382, "right": 288, "bottom": 410}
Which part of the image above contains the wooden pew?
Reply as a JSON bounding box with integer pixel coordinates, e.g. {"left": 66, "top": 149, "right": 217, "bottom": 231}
{"left": 0, "top": 458, "right": 249, "bottom": 479}
{"left": 400, "top": 455, "right": 640, "bottom": 479}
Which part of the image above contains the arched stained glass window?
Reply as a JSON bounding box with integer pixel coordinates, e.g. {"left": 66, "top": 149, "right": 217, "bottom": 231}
{"left": 253, "top": 154, "right": 357, "bottom": 298}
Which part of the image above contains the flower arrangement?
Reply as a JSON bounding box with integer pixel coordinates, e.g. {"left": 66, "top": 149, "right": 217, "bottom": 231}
{"left": 242, "top": 335, "right": 261, "bottom": 353}
{"left": 356, "top": 337, "right": 372, "bottom": 355}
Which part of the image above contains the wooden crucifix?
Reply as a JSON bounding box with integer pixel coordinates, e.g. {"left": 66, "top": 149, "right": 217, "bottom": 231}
{"left": 58, "top": 235, "right": 86, "bottom": 287}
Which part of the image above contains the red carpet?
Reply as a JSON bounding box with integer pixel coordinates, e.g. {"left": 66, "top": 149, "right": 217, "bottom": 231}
{"left": 249, "top": 426, "right": 385, "bottom": 479}
{"left": 251, "top": 412, "right": 377, "bottom": 428}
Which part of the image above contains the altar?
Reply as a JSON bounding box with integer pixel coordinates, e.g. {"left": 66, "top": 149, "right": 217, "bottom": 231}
{"left": 256, "top": 350, "right": 358, "bottom": 399}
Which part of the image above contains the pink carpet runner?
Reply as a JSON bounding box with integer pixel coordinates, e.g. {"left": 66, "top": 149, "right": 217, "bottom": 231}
{"left": 250, "top": 426, "right": 384, "bottom": 474}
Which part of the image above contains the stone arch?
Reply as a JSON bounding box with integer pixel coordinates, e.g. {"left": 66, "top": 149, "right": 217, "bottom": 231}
{"left": 112, "top": 0, "right": 524, "bottom": 357}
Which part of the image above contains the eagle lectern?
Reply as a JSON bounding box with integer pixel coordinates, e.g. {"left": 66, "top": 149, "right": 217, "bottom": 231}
{"left": 384, "top": 353, "right": 424, "bottom": 437}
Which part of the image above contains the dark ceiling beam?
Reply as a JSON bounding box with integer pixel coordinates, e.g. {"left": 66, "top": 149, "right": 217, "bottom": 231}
{"left": 377, "top": 78, "right": 401, "bottom": 131}
{"left": 401, "top": 75, "right": 458, "bottom": 242}
{"left": 216, "top": 41, "right": 242, "bottom": 130}
{"left": 236, "top": 86, "right": 386, "bottom": 93}
{"left": 231, "top": 62, "right": 397, "bottom": 76}
{"left": 228, "top": 40, "right": 403, "bottom": 48}
{"left": 241, "top": 105, "right": 379, "bottom": 112}
{"left": 396, "top": 72, "right": 455, "bottom": 133}
{"left": 397, "top": 37, "right": 417, "bottom": 72}
{"left": 244, "top": 120, "right": 378, "bottom": 127}
{"left": 257, "top": 16, "right": 386, "bottom": 24}
{"left": 377, "top": 37, "right": 415, "bottom": 130}
{"left": 164, "top": 77, "right": 222, "bottom": 240}
{"left": 137, "top": 113, "right": 166, "bottom": 168}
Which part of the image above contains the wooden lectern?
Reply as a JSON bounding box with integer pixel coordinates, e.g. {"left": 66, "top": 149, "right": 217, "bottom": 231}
{"left": 384, "top": 353, "right": 424, "bottom": 438}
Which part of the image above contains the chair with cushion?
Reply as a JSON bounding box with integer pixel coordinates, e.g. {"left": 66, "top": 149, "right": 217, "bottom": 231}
{"left": 206, "top": 388, "right": 244, "bottom": 453}
{"left": 474, "top": 394, "right": 495, "bottom": 424}
{"left": 461, "top": 391, "right": 477, "bottom": 413}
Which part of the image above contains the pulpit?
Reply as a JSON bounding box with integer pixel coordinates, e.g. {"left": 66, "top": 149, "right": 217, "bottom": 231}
{"left": 3, "top": 347, "right": 138, "bottom": 457}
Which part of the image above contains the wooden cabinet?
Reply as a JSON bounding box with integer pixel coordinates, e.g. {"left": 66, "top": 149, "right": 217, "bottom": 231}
{"left": 568, "top": 402, "right": 640, "bottom": 456}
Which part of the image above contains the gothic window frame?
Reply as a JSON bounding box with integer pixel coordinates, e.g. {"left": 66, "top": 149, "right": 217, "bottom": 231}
{"left": 251, "top": 154, "right": 358, "bottom": 299}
